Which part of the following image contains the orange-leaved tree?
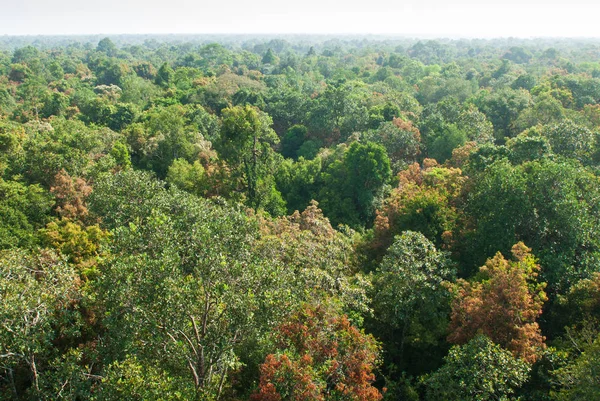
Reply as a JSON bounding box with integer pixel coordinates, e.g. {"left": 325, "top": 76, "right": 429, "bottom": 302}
{"left": 251, "top": 304, "right": 382, "bottom": 401}
{"left": 50, "top": 169, "right": 92, "bottom": 221}
{"left": 372, "top": 160, "right": 464, "bottom": 254}
{"left": 448, "top": 242, "right": 547, "bottom": 363}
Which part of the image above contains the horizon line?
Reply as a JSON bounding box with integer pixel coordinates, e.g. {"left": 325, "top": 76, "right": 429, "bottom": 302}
{"left": 3, "top": 32, "right": 600, "bottom": 40}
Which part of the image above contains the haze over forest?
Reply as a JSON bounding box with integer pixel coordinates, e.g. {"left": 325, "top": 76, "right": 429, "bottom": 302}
{"left": 3, "top": 0, "right": 600, "bottom": 37}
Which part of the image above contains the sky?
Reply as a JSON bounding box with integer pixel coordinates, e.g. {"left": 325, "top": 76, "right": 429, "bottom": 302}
{"left": 1, "top": 0, "right": 600, "bottom": 38}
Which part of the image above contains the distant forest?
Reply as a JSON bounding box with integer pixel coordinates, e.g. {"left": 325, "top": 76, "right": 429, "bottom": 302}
{"left": 1, "top": 35, "right": 600, "bottom": 400}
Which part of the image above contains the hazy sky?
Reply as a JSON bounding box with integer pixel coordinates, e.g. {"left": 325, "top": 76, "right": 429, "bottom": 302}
{"left": 1, "top": 0, "right": 600, "bottom": 37}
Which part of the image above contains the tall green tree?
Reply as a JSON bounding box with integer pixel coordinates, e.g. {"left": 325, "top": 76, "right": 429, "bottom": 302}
{"left": 426, "top": 335, "right": 531, "bottom": 401}
{"left": 319, "top": 141, "right": 391, "bottom": 228}
{"left": 462, "top": 158, "right": 600, "bottom": 290}
{"left": 371, "top": 231, "right": 455, "bottom": 375}
{"left": 218, "top": 105, "right": 285, "bottom": 214}
{"left": 91, "top": 170, "right": 292, "bottom": 400}
{"left": 0, "top": 250, "right": 81, "bottom": 399}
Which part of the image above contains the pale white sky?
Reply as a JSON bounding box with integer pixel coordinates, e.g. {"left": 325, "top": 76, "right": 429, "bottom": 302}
{"left": 1, "top": 0, "right": 599, "bottom": 37}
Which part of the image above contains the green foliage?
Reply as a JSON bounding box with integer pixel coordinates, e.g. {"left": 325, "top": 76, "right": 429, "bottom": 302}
{"left": 165, "top": 158, "right": 207, "bottom": 195}
{"left": 363, "top": 120, "right": 421, "bottom": 173}
{"left": 109, "top": 141, "right": 131, "bottom": 169}
{"left": 39, "top": 218, "right": 107, "bottom": 277}
{"left": 0, "top": 178, "right": 53, "bottom": 249}
{"left": 474, "top": 88, "right": 533, "bottom": 140}
{"left": 281, "top": 124, "right": 308, "bottom": 159}
{"left": 541, "top": 120, "right": 596, "bottom": 164}
{"left": 308, "top": 79, "right": 371, "bottom": 141}
{"left": 120, "top": 74, "right": 160, "bottom": 106}
{"left": 127, "top": 105, "right": 204, "bottom": 178}
{"left": 319, "top": 141, "right": 391, "bottom": 228}
{"left": 425, "top": 335, "right": 531, "bottom": 401}
{"left": 261, "top": 48, "right": 279, "bottom": 65}
{"left": 0, "top": 120, "right": 25, "bottom": 174}
{"left": 429, "top": 123, "right": 467, "bottom": 163}
{"left": 552, "top": 335, "right": 600, "bottom": 400}
{"left": 275, "top": 156, "right": 322, "bottom": 213}
{"left": 371, "top": 232, "right": 455, "bottom": 374}
{"left": 218, "top": 105, "right": 285, "bottom": 214}
{"left": 92, "top": 170, "right": 291, "bottom": 400}
{"left": 551, "top": 273, "right": 600, "bottom": 341}
{"left": 97, "top": 37, "right": 117, "bottom": 56}
{"left": 155, "top": 62, "right": 174, "bottom": 88}
{"left": 506, "top": 131, "right": 552, "bottom": 164}
{"left": 95, "top": 357, "right": 190, "bottom": 400}
{"left": 462, "top": 158, "right": 600, "bottom": 289}
{"left": 297, "top": 139, "right": 321, "bottom": 159}
{"left": 93, "top": 58, "right": 126, "bottom": 86}
{"left": 420, "top": 99, "right": 492, "bottom": 162}
{"left": 3, "top": 35, "right": 600, "bottom": 399}
{"left": 0, "top": 250, "right": 81, "bottom": 399}
{"left": 17, "top": 118, "right": 118, "bottom": 186}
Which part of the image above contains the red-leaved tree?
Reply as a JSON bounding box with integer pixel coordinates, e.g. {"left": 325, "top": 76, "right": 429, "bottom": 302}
{"left": 448, "top": 242, "right": 547, "bottom": 363}
{"left": 251, "top": 304, "right": 382, "bottom": 401}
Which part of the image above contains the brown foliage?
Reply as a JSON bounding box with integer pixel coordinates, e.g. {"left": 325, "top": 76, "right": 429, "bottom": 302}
{"left": 251, "top": 304, "right": 382, "bottom": 401}
{"left": 446, "top": 141, "right": 478, "bottom": 168}
{"left": 50, "top": 169, "right": 92, "bottom": 221}
{"left": 448, "top": 242, "right": 547, "bottom": 363}
{"left": 392, "top": 117, "right": 421, "bottom": 140}
{"left": 257, "top": 200, "right": 353, "bottom": 269}
{"left": 371, "top": 162, "right": 464, "bottom": 254}
{"left": 255, "top": 201, "right": 368, "bottom": 311}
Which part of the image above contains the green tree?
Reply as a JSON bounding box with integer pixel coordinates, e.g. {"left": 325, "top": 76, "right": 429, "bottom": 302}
{"left": 0, "top": 250, "right": 80, "bottom": 398}
{"left": 131, "top": 105, "right": 203, "bottom": 178}
{"left": 552, "top": 334, "right": 600, "bottom": 400}
{"left": 16, "top": 76, "right": 47, "bottom": 120}
{"left": 308, "top": 80, "right": 370, "bottom": 141}
{"left": 93, "top": 58, "right": 126, "bottom": 86}
{"left": 474, "top": 88, "right": 533, "bottom": 140}
{"left": 218, "top": 105, "right": 285, "bottom": 214}
{"left": 462, "top": 159, "right": 600, "bottom": 290}
{"left": 155, "top": 62, "right": 174, "bottom": 88}
{"left": 97, "top": 37, "right": 117, "bottom": 57}
{"left": 363, "top": 119, "right": 421, "bottom": 173}
{"left": 108, "top": 102, "right": 139, "bottom": 131}
{"left": 429, "top": 123, "right": 467, "bottom": 163}
{"left": 275, "top": 156, "right": 322, "bottom": 214}
{"left": 0, "top": 178, "right": 53, "bottom": 249}
{"left": 165, "top": 158, "right": 207, "bottom": 196}
{"left": 319, "top": 141, "right": 391, "bottom": 228}
{"left": 261, "top": 48, "right": 278, "bottom": 65}
{"left": 96, "top": 357, "right": 189, "bottom": 400}
{"left": 541, "top": 120, "right": 596, "bottom": 164}
{"left": 371, "top": 231, "right": 455, "bottom": 374}
{"left": 91, "top": 170, "right": 291, "bottom": 400}
{"left": 550, "top": 272, "right": 600, "bottom": 341}
{"left": 425, "top": 335, "right": 531, "bottom": 401}
{"left": 506, "top": 131, "right": 552, "bottom": 164}
{"left": 110, "top": 141, "right": 132, "bottom": 170}
{"left": 19, "top": 118, "right": 115, "bottom": 186}
{"left": 280, "top": 124, "right": 308, "bottom": 160}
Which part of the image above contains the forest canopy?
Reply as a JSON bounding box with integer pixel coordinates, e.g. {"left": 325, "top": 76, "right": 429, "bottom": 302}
{"left": 1, "top": 35, "right": 600, "bottom": 400}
